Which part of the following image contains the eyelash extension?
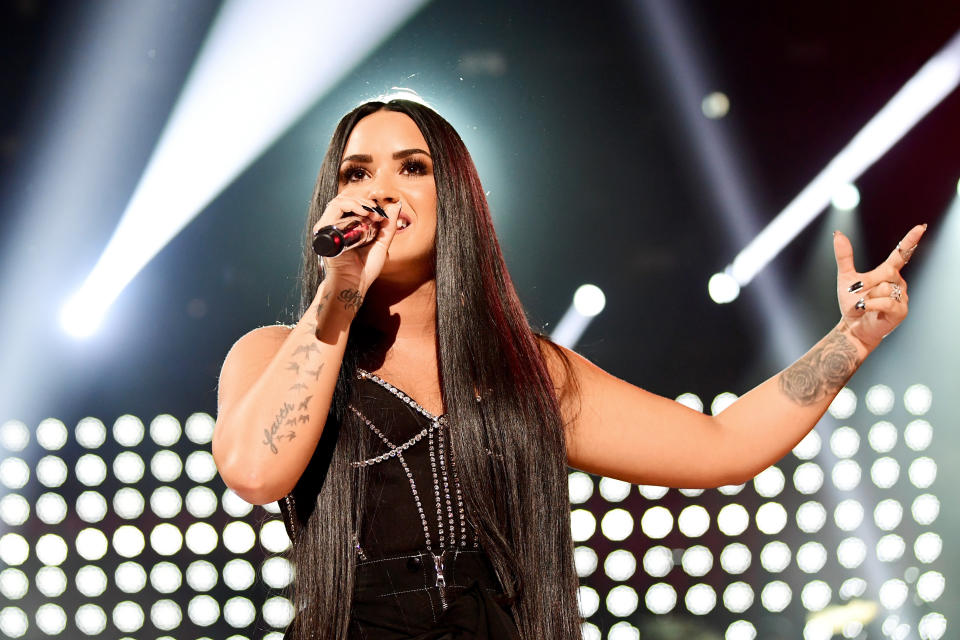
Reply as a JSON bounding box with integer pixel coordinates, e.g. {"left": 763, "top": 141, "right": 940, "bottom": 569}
{"left": 338, "top": 157, "right": 430, "bottom": 183}
{"left": 339, "top": 163, "right": 367, "bottom": 183}
{"left": 399, "top": 158, "right": 429, "bottom": 176}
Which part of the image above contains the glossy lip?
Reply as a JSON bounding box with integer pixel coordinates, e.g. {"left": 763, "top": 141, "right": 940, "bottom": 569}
{"left": 397, "top": 211, "right": 412, "bottom": 232}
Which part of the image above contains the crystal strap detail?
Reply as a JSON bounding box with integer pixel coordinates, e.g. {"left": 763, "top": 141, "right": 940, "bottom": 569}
{"left": 357, "top": 368, "right": 446, "bottom": 424}
{"left": 348, "top": 404, "right": 435, "bottom": 552}
{"left": 350, "top": 367, "right": 476, "bottom": 557}
{"left": 348, "top": 404, "right": 438, "bottom": 468}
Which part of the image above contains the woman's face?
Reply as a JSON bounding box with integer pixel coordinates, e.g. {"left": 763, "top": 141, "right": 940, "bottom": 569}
{"left": 337, "top": 109, "right": 438, "bottom": 278}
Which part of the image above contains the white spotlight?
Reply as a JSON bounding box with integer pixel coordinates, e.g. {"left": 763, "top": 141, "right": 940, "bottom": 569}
{"left": 904, "top": 384, "right": 933, "bottom": 415}
{"left": 552, "top": 285, "right": 607, "bottom": 348}
{"left": 701, "top": 92, "right": 730, "bottom": 119}
{"left": 831, "top": 183, "right": 860, "bottom": 211}
{"left": 607, "top": 585, "right": 639, "bottom": 617}
{"left": 603, "top": 550, "right": 636, "bottom": 581}
{"left": 573, "top": 284, "right": 606, "bottom": 316}
{"left": 574, "top": 547, "right": 598, "bottom": 578}
{"left": 919, "top": 612, "right": 947, "bottom": 640}
{"left": 598, "top": 477, "right": 631, "bottom": 502}
{"left": 570, "top": 510, "right": 596, "bottom": 543}
{"left": 578, "top": 585, "right": 600, "bottom": 618}
{"left": 723, "top": 584, "right": 754, "bottom": 615}
{"left": 645, "top": 583, "right": 677, "bottom": 614}
{"left": 600, "top": 509, "right": 634, "bottom": 541}
{"left": 708, "top": 271, "right": 740, "bottom": 303}
{"left": 640, "top": 506, "right": 673, "bottom": 539}
{"left": 60, "top": 291, "right": 109, "bottom": 338}
{"left": 568, "top": 472, "right": 594, "bottom": 504}
{"left": 760, "top": 581, "right": 792, "bottom": 612}
{"left": 642, "top": 546, "right": 674, "bottom": 577}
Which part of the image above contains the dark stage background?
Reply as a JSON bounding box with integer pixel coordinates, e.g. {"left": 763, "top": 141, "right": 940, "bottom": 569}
{"left": 1, "top": 1, "right": 958, "bottom": 638}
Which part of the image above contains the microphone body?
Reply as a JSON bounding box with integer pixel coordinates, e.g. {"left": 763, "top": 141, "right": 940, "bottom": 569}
{"left": 312, "top": 216, "right": 379, "bottom": 257}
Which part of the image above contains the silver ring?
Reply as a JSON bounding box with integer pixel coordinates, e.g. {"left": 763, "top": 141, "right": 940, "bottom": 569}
{"left": 897, "top": 241, "right": 915, "bottom": 264}
{"left": 890, "top": 283, "right": 902, "bottom": 302}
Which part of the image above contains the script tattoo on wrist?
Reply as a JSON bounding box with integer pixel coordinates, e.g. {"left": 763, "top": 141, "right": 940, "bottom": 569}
{"left": 778, "top": 330, "right": 861, "bottom": 406}
{"left": 337, "top": 288, "right": 363, "bottom": 312}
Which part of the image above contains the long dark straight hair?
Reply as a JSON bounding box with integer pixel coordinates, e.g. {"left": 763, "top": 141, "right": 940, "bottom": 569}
{"left": 284, "top": 98, "right": 581, "bottom": 639}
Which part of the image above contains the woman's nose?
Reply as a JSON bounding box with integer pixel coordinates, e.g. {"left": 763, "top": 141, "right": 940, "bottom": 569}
{"left": 367, "top": 188, "right": 399, "bottom": 206}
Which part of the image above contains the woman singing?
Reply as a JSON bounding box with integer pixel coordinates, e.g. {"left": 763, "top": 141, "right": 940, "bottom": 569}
{"left": 211, "top": 97, "right": 925, "bottom": 639}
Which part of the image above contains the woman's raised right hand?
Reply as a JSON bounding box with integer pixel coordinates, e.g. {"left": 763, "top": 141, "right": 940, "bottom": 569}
{"left": 311, "top": 195, "right": 402, "bottom": 294}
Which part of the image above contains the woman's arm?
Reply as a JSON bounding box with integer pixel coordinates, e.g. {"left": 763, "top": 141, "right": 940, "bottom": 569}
{"left": 558, "top": 224, "right": 926, "bottom": 489}
{"left": 212, "top": 199, "right": 401, "bottom": 505}
{"left": 212, "top": 275, "right": 362, "bottom": 505}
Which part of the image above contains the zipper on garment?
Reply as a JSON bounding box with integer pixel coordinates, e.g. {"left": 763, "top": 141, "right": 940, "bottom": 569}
{"left": 432, "top": 550, "right": 448, "bottom": 610}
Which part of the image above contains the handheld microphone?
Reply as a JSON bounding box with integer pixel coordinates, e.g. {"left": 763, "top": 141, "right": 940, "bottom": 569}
{"left": 312, "top": 205, "right": 388, "bottom": 257}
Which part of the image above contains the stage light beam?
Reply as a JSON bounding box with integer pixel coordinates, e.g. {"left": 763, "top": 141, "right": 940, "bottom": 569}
{"left": 59, "top": 0, "right": 429, "bottom": 337}
{"left": 717, "top": 30, "right": 960, "bottom": 292}
{"left": 551, "top": 284, "right": 606, "bottom": 348}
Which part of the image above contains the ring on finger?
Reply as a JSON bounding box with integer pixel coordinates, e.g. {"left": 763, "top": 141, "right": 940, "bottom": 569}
{"left": 855, "top": 297, "right": 866, "bottom": 311}
{"left": 897, "top": 241, "right": 916, "bottom": 264}
{"left": 889, "top": 282, "right": 902, "bottom": 302}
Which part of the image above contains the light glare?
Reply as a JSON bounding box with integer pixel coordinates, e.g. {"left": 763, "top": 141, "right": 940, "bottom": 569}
{"left": 62, "top": 0, "right": 430, "bottom": 337}
{"left": 573, "top": 284, "right": 606, "bottom": 317}
{"left": 708, "top": 272, "right": 740, "bottom": 303}
{"left": 831, "top": 183, "right": 860, "bottom": 210}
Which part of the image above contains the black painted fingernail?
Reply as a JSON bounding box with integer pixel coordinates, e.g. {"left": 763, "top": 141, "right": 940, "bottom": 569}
{"left": 855, "top": 298, "right": 866, "bottom": 311}
{"left": 373, "top": 205, "right": 387, "bottom": 218}
{"left": 361, "top": 205, "right": 375, "bottom": 213}
{"left": 848, "top": 281, "right": 863, "bottom": 293}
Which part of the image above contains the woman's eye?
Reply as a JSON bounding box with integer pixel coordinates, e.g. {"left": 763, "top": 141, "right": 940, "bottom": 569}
{"left": 340, "top": 166, "right": 367, "bottom": 182}
{"left": 401, "top": 159, "right": 428, "bottom": 176}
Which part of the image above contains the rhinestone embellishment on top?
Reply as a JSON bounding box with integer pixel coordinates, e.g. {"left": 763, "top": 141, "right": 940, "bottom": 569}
{"left": 357, "top": 368, "right": 446, "bottom": 423}
{"left": 348, "top": 404, "right": 435, "bottom": 468}
{"left": 349, "top": 368, "right": 480, "bottom": 557}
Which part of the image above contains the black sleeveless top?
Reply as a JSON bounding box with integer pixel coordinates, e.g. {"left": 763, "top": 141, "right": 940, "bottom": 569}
{"left": 279, "top": 370, "right": 519, "bottom": 639}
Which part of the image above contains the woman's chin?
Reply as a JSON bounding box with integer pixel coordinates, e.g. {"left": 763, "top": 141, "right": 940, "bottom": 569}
{"left": 378, "top": 251, "right": 435, "bottom": 282}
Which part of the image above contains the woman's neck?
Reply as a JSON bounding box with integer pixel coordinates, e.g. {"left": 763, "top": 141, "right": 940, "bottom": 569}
{"left": 353, "top": 276, "right": 438, "bottom": 369}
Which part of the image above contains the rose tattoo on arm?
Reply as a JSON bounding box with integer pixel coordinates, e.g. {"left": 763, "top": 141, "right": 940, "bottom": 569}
{"left": 779, "top": 330, "right": 861, "bottom": 406}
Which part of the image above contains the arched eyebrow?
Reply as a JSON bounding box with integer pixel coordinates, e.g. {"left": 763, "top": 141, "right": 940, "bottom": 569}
{"left": 392, "top": 148, "right": 430, "bottom": 160}
{"left": 340, "top": 148, "right": 431, "bottom": 164}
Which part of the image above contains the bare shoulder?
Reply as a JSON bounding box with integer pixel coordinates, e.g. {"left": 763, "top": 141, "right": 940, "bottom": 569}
{"left": 218, "top": 324, "right": 295, "bottom": 413}
{"left": 534, "top": 335, "right": 648, "bottom": 429}
{"left": 229, "top": 324, "right": 295, "bottom": 354}
{"left": 534, "top": 335, "right": 595, "bottom": 424}
{"left": 535, "top": 335, "right": 604, "bottom": 389}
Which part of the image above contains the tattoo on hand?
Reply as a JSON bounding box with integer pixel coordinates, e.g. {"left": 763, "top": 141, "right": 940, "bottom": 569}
{"left": 338, "top": 288, "right": 364, "bottom": 312}
{"left": 779, "top": 330, "right": 860, "bottom": 406}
